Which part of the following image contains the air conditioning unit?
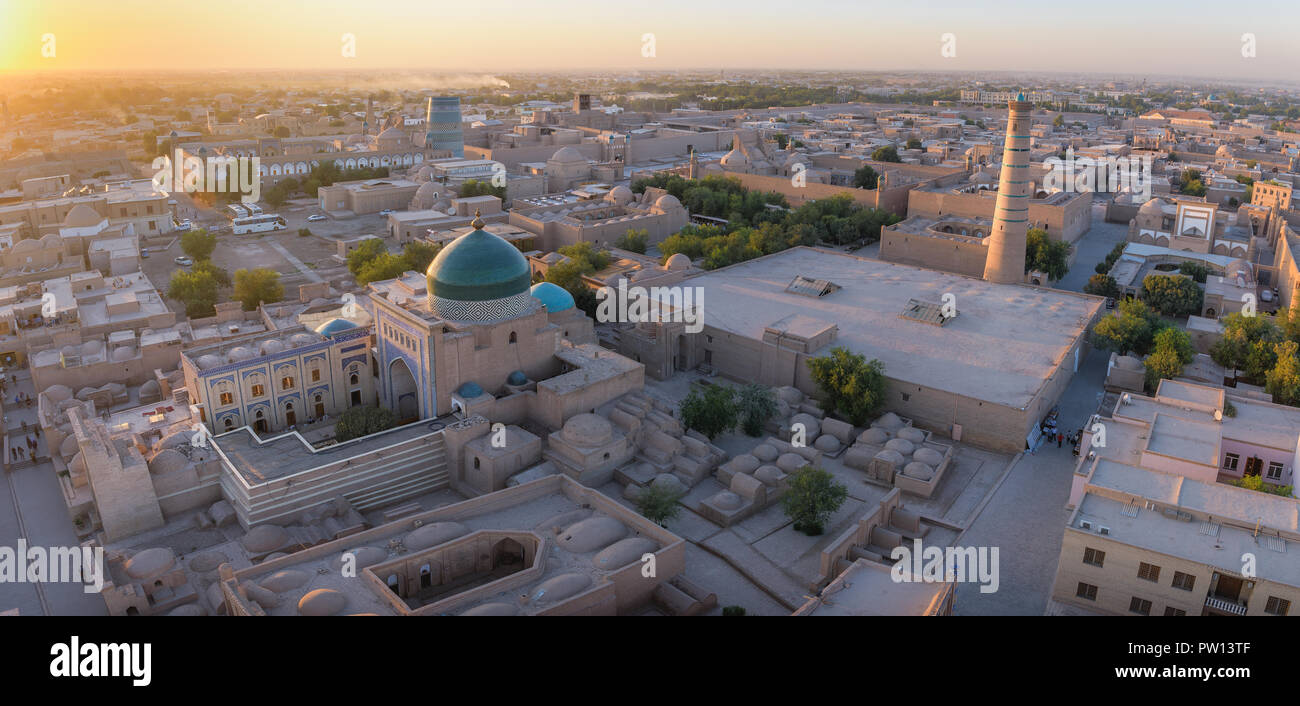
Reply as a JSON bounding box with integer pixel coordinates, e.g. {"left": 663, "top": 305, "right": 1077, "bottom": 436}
{"left": 1079, "top": 520, "right": 1093, "bottom": 531}
{"left": 1098, "top": 526, "right": 1110, "bottom": 536}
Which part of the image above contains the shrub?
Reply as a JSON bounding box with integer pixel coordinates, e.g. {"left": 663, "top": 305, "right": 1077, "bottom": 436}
{"left": 782, "top": 466, "right": 848, "bottom": 536}
{"left": 635, "top": 483, "right": 684, "bottom": 526}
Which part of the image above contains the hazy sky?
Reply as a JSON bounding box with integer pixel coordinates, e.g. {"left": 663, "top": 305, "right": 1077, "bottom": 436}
{"left": 1, "top": 0, "right": 1296, "bottom": 80}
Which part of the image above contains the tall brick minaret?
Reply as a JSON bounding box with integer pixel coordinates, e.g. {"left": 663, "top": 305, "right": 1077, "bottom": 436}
{"left": 982, "top": 93, "right": 1032, "bottom": 284}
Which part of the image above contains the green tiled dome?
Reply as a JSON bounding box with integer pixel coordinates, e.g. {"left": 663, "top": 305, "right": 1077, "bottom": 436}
{"left": 426, "top": 213, "right": 530, "bottom": 302}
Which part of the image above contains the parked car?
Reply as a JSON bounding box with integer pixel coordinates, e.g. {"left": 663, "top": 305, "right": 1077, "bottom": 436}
{"left": 306, "top": 214, "right": 327, "bottom": 222}
{"left": 140, "top": 248, "right": 150, "bottom": 258}
{"left": 174, "top": 256, "right": 193, "bottom": 266}
{"left": 378, "top": 209, "right": 393, "bottom": 216}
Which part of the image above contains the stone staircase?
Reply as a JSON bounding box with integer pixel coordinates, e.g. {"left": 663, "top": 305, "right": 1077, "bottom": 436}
{"left": 341, "top": 435, "right": 450, "bottom": 514}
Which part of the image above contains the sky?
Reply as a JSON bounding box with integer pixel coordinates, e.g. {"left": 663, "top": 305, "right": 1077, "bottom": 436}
{"left": 0, "top": 0, "right": 1297, "bottom": 81}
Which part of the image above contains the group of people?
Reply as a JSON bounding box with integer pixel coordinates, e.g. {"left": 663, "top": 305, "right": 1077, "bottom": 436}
{"left": 9, "top": 435, "right": 38, "bottom": 461}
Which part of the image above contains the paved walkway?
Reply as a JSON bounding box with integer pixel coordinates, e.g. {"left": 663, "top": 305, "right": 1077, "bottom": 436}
{"left": 951, "top": 344, "right": 1111, "bottom": 615}
{"left": 267, "top": 239, "right": 324, "bottom": 283}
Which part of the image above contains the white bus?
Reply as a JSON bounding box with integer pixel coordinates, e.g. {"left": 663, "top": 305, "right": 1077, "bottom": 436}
{"left": 231, "top": 214, "right": 287, "bottom": 234}
{"left": 225, "top": 204, "right": 248, "bottom": 220}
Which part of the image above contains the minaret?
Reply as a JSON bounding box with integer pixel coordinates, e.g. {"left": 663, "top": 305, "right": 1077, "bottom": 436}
{"left": 363, "top": 95, "right": 372, "bottom": 135}
{"left": 425, "top": 97, "right": 435, "bottom": 153}
{"left": 982, "top": 93, "right": 1032, "bottom": 284}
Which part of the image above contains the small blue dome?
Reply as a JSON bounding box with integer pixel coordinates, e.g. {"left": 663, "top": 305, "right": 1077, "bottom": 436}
{"left": 530, "top": 282, "right": 575, "bottom": 313}
{"left": 507, "top": 370, "right": 527, "bottom": 386}
{"left": 315, "top": 318, "right": 358, "bottom": 336}
{"left": 456, "top": 381, "right": 484, "bottom": 398}
{"left": 1015, "top": 92, "right": 1026, "bottom": 102}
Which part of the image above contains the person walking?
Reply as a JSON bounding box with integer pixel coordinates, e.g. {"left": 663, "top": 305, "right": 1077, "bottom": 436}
{"left": 1057, "top": 432, "right": 1063, "bottom": 448}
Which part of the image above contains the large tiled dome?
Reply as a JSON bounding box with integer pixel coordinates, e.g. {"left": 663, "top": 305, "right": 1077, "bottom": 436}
{"left": 426, "top": 212, "right": 531, "bottom": 322}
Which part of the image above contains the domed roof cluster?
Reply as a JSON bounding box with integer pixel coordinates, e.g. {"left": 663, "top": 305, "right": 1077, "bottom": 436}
{"left": 562, "top": 413, "right": 613, "bottom": 448}
{"left": 651, "top": 194, "right": 681, "bottom": 213}
{"left": 529, "top": 282, "right": 575, "bottom": 313}
{"left": 549, "top": 146, "right": 586, "bottom": 164}
{"left": 315, "top": 318, "right": 358, "bottom": 336}
{"left": 604, "top": 185, "right": 633, "bottom": 205}
{"left": 410, "top": 181, "right": 442, "bottom": 210}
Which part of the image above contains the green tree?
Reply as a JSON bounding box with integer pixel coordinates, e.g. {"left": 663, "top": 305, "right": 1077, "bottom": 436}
{"left": 193, "top": 259, "right": 231, "bottom": 287}
{"left": 1265, "top": 340, "right": 1300, "bottom": 406}
{"left": 347, "top": 238, "right": 388, "bottom": 277}
{"left": 167, "top": 268, "right": 220, "bottom": 318}
{"left": 1025, "top": 227, "right": 1069, "bottom": 281}
{"left": 806, "top": 347, "right": 886, "bottom": 426}
{"left": 615, "top": 228, "right": 649, "bottom": 254}
{"left": 852, "top": 164, "right": 879, "bottom": 189}
{"left": 1140, "top": 274, "right": 1203, "bottom": 317}
{"left": 1084, "top": 274, "right": 1121, "bottom": 299}
{"left": 181, "top": 229, "right": 217, "bottom": 261}
{"left": 1144, "top": 346, "right": 1183, "bottom": 391}
{"left": 1053, "top": 114, "right": 1065, "bottom": 128}
{"left": 634, "top": 483, "right": 684, "bottom": 527}
{"left": 402, "top": 241, "right": 441, "bottom": 273}
{"left": 273, "top": 126, "right": 291, "bottom": 138}
{"left": 354, "top": 252, "right": 412, "bottom": 285}
{"left": 871, "top": 145, "right": 901, "bottom": 163}
{"left": 1092, "top": 299, "right": 1163, "bottom": 355}
{"left": 458, "top": 179, "right": 507, "bottom": 200}
{"left": 334, "top": 405, "right": 396, "bottom": 442}
{"left": 232, "top": 268, "right": 283, "bottom": 311}
{"left": 781, "top": 466, "right": 848, "bottom": 536}
{"left": 1153, "top": 327, "right": 1194, "bottom": 365}
{"left": 678, "top": 383, "right": 738, "bottom": 439}
{"left": 905, "top": 137, "right": 923, "bottom": 150}
{"left": 1178, "top": 261, "right": 1210, "bottom": 283}
{"left": 736, "top": 384, "right": 778, "bottom": 437}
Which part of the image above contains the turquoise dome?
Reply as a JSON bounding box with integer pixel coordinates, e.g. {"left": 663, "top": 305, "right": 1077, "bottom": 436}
{"left": 507, "top": 370, "right": 528, "bottom": 386}
{"left": 529, "top": 282, "right": 575, "bottom": 313}
{"left": 457, "top": 381, "right": 484, "bottom": 398}
{"left": 315, "top": 318, "right": 358, "bottom": 336}
{"left": 426, "top": 216, "right": 530, "bottom": 303}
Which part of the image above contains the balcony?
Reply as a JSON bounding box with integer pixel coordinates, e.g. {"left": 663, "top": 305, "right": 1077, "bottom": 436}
{"left": 1205, "top": 594, "right": 1247, "bottom": 616}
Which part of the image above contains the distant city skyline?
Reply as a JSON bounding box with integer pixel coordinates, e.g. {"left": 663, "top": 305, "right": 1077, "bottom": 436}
{"left": 1, "top": 0, "right": 1297, "bottom": 81}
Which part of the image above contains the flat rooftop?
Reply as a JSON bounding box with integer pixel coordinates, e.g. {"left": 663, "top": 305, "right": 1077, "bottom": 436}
{"left": 1078, "top": 463, "right": 1300, "bottom": 586}
{"left": 213, "top": 418, "right": 447, "bottom": 484}
{"left": 686, "top": 247, "right": 1103, "bottom": 410}
{"left": 796, "top": 559, "right": 951, "bottom": 616}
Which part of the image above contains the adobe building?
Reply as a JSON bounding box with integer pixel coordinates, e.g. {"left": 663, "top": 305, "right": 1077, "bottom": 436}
{"left": 613, "top": 246, "right": 1103, "bottom": 453}
{"left": 1052, "top": 381, "right": 1300, "bottom": 616}
{"left": 509, "top": 185, "right": 689, "bottom": 251}
{"left": 214, "top": 474, "right": 702, "bottom": 616}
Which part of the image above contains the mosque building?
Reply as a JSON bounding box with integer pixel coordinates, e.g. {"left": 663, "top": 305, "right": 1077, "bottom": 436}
{"left": 368, "top": 211, "right": 596, "bottom": 423}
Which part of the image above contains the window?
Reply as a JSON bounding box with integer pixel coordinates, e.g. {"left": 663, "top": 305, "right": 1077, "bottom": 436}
{"left": 219, "top": 392, "right": 233, "bottom": 406}
{"left": 1083, "top": 548, "right": 1105, "bottom": 567}
{"left": 1267, "top": 461, "right": 1284, "bottom": 480}
{"left": 1076, "top": 582, "right": 1098, "bottom": 601}
{"left": 1265, "top": 596, "right": 1291, "bottom": 616}
{"left": 1137, "top": 562, "right": 1161, "bottom": 582}
{"left": 1171, "top": 571, "right": 1195, "bottom": 591}
{"left": 1163, "top": 607, "right": 1186, "bottom": 617}
{"left": 251, "top": 384, "right": 265, "bottom": 398}
{"left": 311, "top": 368, "right": 321, "bottom": 383}
{"left": 1129, "top": 597, "right": 1152, "bottom": 615}
{"left": 281, "top": 376, "right": 295, "bottom": 390}
{"left": 350, "top": 373, "right": 359, "bottom": 386}
{"left": 901, "top": 393, "right": 910, "bottom": 402}
{"left": 509, "top": 331, "right": 517, "bottom": 344}
{"left": 1223, "top": 453, "right": 1240, "bottom": 471}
